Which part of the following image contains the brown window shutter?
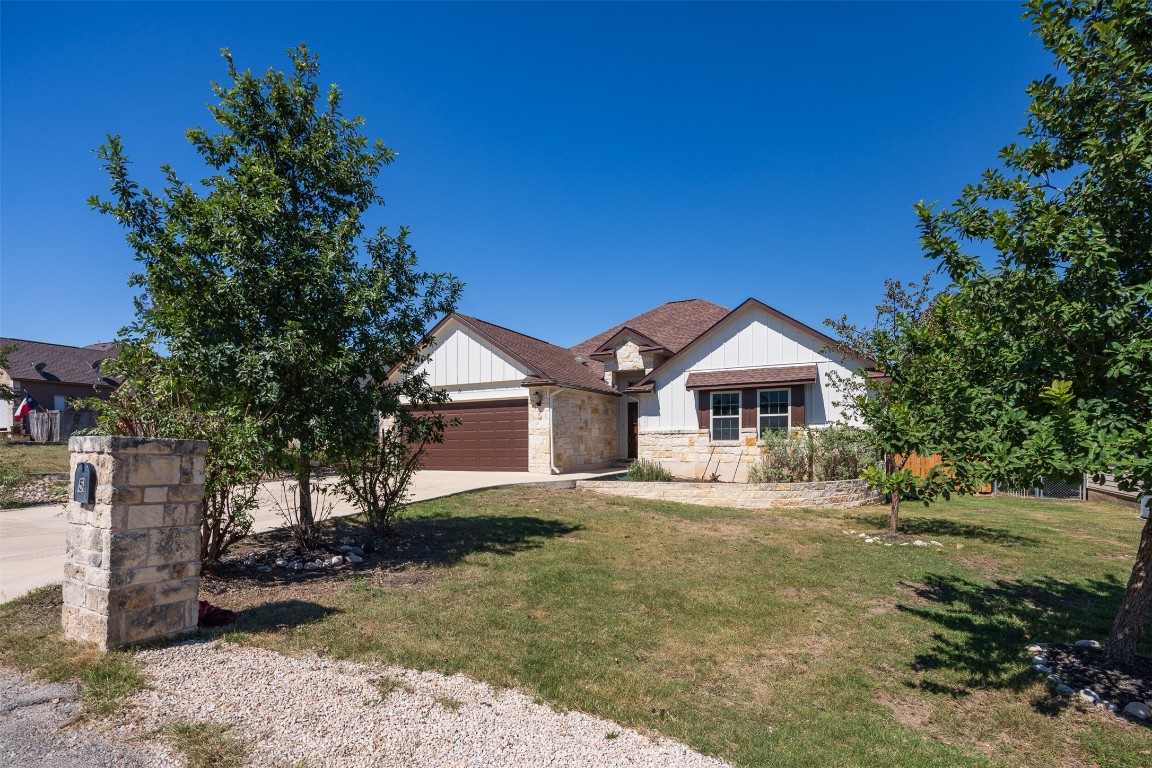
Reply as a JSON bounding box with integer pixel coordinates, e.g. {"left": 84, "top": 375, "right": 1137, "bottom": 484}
{"left": 790, "top": 384, "right": 806, "bottom": 426}
{"left": 741, "top": 388, "right": 757, "bottom": 429}
{"left": 697, "top": 390, "right": 710, "bottom": 429}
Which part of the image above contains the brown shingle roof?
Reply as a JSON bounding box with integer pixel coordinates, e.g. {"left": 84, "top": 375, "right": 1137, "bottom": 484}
{"left": 569, "top": 299, "right": 730, "bottom": 377}
{"left": 453, "top": 315, "right": 618, "bottom": 396}
{"left": 684, "top": 365, "right": 818, "bottom": 390}
{"left": 1, "top": 338, "right": 120, "bottom": 388}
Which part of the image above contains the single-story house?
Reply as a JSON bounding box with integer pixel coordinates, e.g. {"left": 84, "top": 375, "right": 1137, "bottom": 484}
{"left": 0, "top": 338, "right": 120, "bottom": 432}
{"left": 393, "top": 298, "right": 870, "bottom": 480}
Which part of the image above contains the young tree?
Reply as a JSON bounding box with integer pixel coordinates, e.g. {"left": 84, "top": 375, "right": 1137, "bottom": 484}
{"left": 917, "top": 0, "right": 1151, "bottom": 664}
{"left": 91, "top": 45, "right": 461, "bottom": 537}
{"left": 827, "top": 277, "right": 979, "bottom": 534}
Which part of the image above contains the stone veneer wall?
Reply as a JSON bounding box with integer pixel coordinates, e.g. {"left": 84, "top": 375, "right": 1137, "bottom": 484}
{"left": 576, "top": 478, "right": 882, "bottom": 510}
{"left": 62, "top": 436, "right": 207, "bottom": 650}
{"left": 528, "top": 388, "right": 618, "bottom": 474}
{"left": 639, "top": 428, "right": 763, "bottom": 483}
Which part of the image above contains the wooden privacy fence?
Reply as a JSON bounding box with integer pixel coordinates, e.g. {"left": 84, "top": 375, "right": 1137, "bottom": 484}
{"left": 896, "top": 453, "right": 993, "bottom": 494}
{"left": 26, "top": 410, "right": 97, "bottom": 443}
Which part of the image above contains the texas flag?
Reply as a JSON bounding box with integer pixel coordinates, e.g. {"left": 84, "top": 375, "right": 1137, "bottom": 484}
{"left": 13, "top": 394, "right": 39, "bottom": 421}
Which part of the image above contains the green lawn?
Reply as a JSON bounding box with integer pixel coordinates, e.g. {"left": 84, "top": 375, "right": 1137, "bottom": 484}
{"left": 0, "top": 441, "right": 71, "bottom": 506}
{"left": 215, "top": 489, "right": 1151, "bottom": 768}
{"left": 0, "top": 441, "right": 71, "bottom": 475}
{"left": 3, "top": 488, "right": 1149, "bottom": 766}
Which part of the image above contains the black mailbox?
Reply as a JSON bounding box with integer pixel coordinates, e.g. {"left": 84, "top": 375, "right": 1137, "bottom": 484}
{"left": 73, "top": 462, "right": 96, "bottom": 504}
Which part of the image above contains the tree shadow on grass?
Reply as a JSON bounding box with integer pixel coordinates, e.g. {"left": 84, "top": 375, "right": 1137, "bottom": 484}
{"left": 224, "top": 599, "right": 340, "bottom": 636}
{"left": 896, "top": 571, "right": 1148, "bottom": 710}
{"left": 372, "top": 514, "right": 582, "bottom": 569}
{"left": 846, "top": 512, "right": 1041, "bottom": 546}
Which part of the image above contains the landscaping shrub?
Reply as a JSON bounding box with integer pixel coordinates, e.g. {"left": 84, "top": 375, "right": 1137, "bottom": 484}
{"left": 748, "top": 425, "right": 879, "bottom": 483}
{"left": 627, "top": 458, "right": 675, "bottom": 482}
{"left": 814, "top": 424, "right": 883, "bottom": 481}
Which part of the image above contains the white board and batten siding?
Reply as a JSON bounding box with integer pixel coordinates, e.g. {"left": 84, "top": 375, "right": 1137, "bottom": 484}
{"left": 640, "top": 304, "right": 865, "bottom": 431}
{"left": 407, "top": 318, "right": 530, "bottom": 403}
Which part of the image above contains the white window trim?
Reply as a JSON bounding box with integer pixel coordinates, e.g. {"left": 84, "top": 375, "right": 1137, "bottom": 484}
{"left": 710, "top": 390, "right": 741, "bottom": 442}
{"left": 757, "top": 387, "right": 791, "bottom": 436}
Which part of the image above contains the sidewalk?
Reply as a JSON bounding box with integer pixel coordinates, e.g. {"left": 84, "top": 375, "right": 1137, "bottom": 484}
{"left": 0, "top": 469, "right": 620, "bottom": 602}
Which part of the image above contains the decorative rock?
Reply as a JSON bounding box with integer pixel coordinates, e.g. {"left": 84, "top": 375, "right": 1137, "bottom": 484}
{"left": 1074, "top": 639, "right": 1102, "bottom": 649}
{"left": 1030, "top": 655, "right": 1047, "bottom": 665}
{"left": 275, "top": 559, "right": 287, "bottom": 568}
{"left": 1046, "top": 673, "right": 1063, "bottom": 685}
{"left": 1025, "top": 644, "right": 1044, "bottom": 653}
{"left": 864, "top": 537, "right": 875, "bottom": 544}
{"left": 1106, "top": 702, "right": 1119, "bottom": 713}
{"left": 1054, "top": 684, "right": 1074, "bottom": 696}
{"left": 346, "top": 553, "right": 364, "bottom": 564}
{"left": 347, "top": 546, "right": 365, "bottom": 557}
{"left": 858, "top": 533, "right": 867, "bottom": 538}
{"left": 884, "top": 543, "right": 893, "bottom": 547}
{"left": 1123, "top": 701, "right": 1150, "bottom": 720}
{"left": 304, "top": 562, "right": 318, "bottom": 571}
{"left": 330, "top": 556, "right": 344, "bottom": 566}
{"left": 1032, "top": 664, "right": 1051, "bottom": 674}
{"left": 291, "top": 562, "right": 303, "bottom": 571}
{"left": 256, "top": 566, "right": 272, "bottom": 573}
{"left": 913, "top": 540, "right": 927, "bottom": 547}
{"left": 1078, "top": 689, "right": 1101, "bottom": 705}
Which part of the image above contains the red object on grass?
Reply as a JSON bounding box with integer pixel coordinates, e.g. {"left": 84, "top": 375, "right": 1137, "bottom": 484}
{"left": 198, "top": 600, "right": 237, "bottom": 627}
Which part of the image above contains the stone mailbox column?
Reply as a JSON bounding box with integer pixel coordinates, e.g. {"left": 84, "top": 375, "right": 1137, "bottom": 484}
{"left": 62, "top": 436, "right": 208, "bottom": 650}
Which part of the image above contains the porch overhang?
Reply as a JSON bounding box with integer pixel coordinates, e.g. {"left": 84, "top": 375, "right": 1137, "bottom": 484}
{"left": 683, "top": 364, "right": 818, "bottom": 390}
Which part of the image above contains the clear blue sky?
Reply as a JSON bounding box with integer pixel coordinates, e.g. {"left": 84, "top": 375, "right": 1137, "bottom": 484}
{"left": 1, "top": 1, "right": 1050, "bottom": 349}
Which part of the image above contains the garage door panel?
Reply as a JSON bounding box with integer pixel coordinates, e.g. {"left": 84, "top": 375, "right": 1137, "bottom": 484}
{"left": 418, "top": 399, "right": 528, "bottom": 471}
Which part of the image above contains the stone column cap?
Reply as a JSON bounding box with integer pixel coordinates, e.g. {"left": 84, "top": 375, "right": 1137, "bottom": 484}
{"left": 69, "top": 435, "right": 210, "bottom": 455}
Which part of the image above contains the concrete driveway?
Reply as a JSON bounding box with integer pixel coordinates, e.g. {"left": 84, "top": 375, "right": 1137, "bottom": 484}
{"left": 0, "top": 469, "right": 619, "bottom": 603}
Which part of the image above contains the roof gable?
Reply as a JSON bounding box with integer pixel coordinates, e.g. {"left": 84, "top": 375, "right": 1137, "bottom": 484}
{"left": 569, "top": 299, "right": 729, "bottom": 359}
{"left": 587, "top": 326, "right": 664, "bottom": 358}
{"left": 451, "top": 314, "right": 618, "bottom": 396}
{"left": 630, "top": 298, "right": 872, "bottom": 390}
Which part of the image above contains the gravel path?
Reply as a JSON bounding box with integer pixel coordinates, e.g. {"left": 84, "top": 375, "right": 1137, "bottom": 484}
{"left": 100, "top": 640, "right": 732, "bottom": 768}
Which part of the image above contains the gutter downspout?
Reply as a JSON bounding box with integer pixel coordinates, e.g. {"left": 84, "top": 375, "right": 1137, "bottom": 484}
{"left": 548, "top": 388, "right": 560, "bottom": 475}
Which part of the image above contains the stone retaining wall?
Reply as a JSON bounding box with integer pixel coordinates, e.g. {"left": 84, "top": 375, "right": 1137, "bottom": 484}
{"left": 576, "top": 478, "right": 882, "bottom": 510}
{"left": 639, "top": 429, "right": 762, "bottom": 483}
{"left": 62, "top": 435, "right": 207, "bottom": 650}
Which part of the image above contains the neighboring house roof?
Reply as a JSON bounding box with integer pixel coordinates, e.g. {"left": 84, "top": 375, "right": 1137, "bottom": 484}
{"left": 627, "top": 298, "right": 874, "bottom": 393}
{"left": 684, "top": 365, "right": 819, "bottom": 390}
{"left": 452, "top": 315, "right": 619, "bottom": 396}
{"left": 0, "top": 337, "right": 120, "bottom": 388}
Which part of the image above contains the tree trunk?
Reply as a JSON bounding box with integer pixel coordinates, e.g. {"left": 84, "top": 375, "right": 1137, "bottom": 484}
{"left": 887, "top": 452, "right": 901, "bottom": 534}
{"left": 1106, "top": 513, "right": 1152, "bottom": 665}
{"left": 297, "top": 451, "right": 315, "bottom": 529}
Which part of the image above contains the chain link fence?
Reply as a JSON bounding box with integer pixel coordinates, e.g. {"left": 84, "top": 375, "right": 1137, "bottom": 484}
{"left": 993, "top": 476, "right": 1086, "bottom": 500}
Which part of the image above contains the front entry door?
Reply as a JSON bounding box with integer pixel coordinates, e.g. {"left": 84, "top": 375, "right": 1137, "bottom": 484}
{"left": 627, "top": 401, "right": 638, "bottom": 460}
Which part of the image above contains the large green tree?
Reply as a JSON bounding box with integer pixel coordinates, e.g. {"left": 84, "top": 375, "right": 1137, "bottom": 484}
{"left": 92, "top": 45, "right": 461, "bottom": 532}
{"left": 918, "top": 0, "right": 1151, "bottom": 664}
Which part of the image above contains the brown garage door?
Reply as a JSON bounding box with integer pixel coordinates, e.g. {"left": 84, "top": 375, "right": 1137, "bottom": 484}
{"left": 418, "top": 399, "right": 529, "bottom": 471}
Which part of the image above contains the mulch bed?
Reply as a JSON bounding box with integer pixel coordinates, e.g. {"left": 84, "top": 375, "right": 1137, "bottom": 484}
{"left": 1044, "top": 643, "right": 1152, "bottom": 711}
